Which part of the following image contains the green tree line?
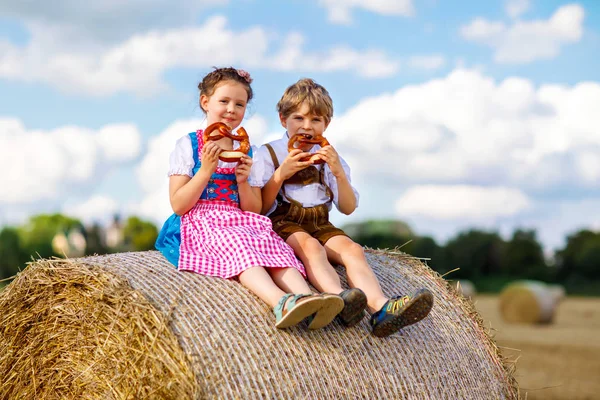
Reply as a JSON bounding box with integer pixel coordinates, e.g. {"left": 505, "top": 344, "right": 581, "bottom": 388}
{"left": 344, "top": 219, "right": 600, "bottom": 295}
{"left": 1, "top": 215, "right": 599, "bottom": 295}
{"left": 0, "top": 214, "right": 158, "bottom": 284}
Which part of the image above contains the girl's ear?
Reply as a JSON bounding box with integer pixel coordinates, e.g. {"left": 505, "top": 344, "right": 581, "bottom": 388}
{"left": 279, "top": 113, "right": 287, "bottom": 128}
{"left": 200, "top": 94, "right": 209, "bottom": 112}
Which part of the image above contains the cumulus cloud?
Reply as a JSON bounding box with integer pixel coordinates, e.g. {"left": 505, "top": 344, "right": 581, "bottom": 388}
{"left": 270, "top": 34, "right": 399, "bottom": 78}
{"left": 0, "top": 16, "right": 400, "bottom": 96}
{"left": 63, "top": 195, "right": 119, "bottom": 224}
{"left": 317, "top": 0, "right": 414, "bottom": 25}
{"left": 395, "top": 185, "right": 531, "bottom": 221}
{"left": 326, "top": 68, "right": 600, "bottom": 194}
{"left": 505, "top": 0, "right": 531, "bottom": 19}
{"left": 407, "top": 55, "right": 446, "bottom": 71}
{"left": 0, "top": 0, "right": 224, "bottom": 43}
{"left": 460, "top": 4, "right": 584, "bottom": 63}
{"left": 0, "top": 118, "right": 142, "bottom": 205}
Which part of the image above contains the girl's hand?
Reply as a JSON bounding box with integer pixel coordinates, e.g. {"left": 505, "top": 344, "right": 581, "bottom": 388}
{"left": 200, "top": 141, "right": 221, "bottom": 175}
{"left": 278, "top": 149, "right": 314, "bottom": 180}
{"left": 235, "top": 154, "right": 253, "bottom": 184}
{"left": 315, "top": 145, "right": 345, "bottom": 178}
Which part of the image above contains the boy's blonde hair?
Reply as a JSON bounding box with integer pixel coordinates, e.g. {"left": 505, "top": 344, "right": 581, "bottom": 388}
{"left": 277, "top": 78, "right": 333, "bottom": 124}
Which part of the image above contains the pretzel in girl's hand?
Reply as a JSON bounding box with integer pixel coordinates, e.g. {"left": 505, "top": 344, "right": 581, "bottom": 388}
{"left": 203, "top": 122, "right": 250, "bottom": 162}
{"left": 287, "top": 134, "right": 330, "bottom": 164}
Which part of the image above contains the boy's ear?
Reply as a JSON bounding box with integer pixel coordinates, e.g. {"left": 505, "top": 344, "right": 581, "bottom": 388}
{"left": 279, "top": 113, "right": 287, "bottom": 128}
{"left": 199, "top": 94, "right": 209, "bottom": 112}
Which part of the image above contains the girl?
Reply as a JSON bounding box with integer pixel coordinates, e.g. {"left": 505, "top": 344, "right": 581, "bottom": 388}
{"left": 155, "top": 67, "right": 343, "bottom": 330}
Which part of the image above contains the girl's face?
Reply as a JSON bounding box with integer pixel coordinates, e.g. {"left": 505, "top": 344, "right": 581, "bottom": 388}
{"left": 280, "top": 102, "right": 329, "bottom": 151}
{"left": 200, "top": 80, "right": 248, "bottom": 129}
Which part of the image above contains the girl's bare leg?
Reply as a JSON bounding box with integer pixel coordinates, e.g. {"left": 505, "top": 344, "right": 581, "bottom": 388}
{"left": 238, "top": 266, "right": 288, "bottom": 308}
{"left": 267, "top": 266, "right": 313, "bottom": 294}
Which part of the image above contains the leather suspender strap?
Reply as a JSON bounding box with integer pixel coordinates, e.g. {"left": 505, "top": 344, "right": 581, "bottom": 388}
{"left": 265, "top": 143, "right": 280, "bottom": 169}
{"left": 265, "top": 144, "right": 300, "bottom": 206}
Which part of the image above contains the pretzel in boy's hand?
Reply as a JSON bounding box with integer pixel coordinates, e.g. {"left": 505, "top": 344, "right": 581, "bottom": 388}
{"left": 203, "top": 122, "right": 250, "bottom": 162}
{"left": 287, "top": 134, "right": 330, "bottom": 165}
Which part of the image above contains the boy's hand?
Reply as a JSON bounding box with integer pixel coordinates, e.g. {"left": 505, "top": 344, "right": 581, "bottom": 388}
{"left": 235, "top": 154, "right": 253, "bottom": 184}
{"left": 315, "top": 145, "right": 345, "bottom": 178}
{"left": 277, "top": 149, "right": 314, "bottom": 181}
{"left": 200, "top": 141, "right": 221, "bottom": 175}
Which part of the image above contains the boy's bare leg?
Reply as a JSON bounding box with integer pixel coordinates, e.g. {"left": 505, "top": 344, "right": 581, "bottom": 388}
{"left": 324, "top": 235, "right": 388, "bottom": 313}
{"left": 286, "top": 231, "right": 344, "bottom": 294}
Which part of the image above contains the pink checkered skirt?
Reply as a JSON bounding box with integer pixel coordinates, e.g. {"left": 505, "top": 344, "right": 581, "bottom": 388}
{"left": 178, "top": 200, "right": 306, "bottom": 278}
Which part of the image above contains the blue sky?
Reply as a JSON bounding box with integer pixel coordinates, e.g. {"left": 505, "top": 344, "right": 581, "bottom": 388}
{"left": 1, "top": 0, "right": 599, "bottom": 253}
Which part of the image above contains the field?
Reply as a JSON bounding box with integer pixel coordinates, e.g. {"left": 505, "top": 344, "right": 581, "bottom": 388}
{"left": 474, "top": 295, "right": 600, "bottom": 400}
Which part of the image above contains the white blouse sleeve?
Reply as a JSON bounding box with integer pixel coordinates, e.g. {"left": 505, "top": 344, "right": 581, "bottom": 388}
{"left": 324, "top": 155, "right": 360, "bottom": 210}
{"left": 250, "top": 145, "right": 276, "bottom": 188}
{"left": 168, "top": 135, "right": 194, "bottom": 177}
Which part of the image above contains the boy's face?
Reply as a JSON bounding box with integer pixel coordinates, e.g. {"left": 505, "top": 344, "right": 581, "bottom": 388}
{"left": 280, "top": 102, "right": 329, "bottom": 152}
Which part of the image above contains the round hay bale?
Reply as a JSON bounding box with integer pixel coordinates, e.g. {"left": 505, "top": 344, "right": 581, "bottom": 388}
{"left": 1, "top": 250, "right": 518, "bottom": 399}
{"left": 451, "top": 279, "right": 477, "bottom": 299}
{"left": 0, "top": 258, "right": 198, "bottom": 399}
{"left": 499, "top": 280, "right": 562, "bottom": 324}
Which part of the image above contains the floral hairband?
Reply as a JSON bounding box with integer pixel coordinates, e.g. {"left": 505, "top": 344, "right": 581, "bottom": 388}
{"left": 237, "top": 69, "right": 253, "bottom": 84}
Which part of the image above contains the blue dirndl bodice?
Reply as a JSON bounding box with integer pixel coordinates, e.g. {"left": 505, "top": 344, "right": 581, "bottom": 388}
{"left": 155, "top": 131, "right": 251, "bottom": 266}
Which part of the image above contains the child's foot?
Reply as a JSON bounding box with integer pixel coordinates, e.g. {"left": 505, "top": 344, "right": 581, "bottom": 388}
{"left": 274, "top": 293, "right": 324, "bottom": 329}
{"left": 338, "top": 288, "right": 368, "bottom": 327}
{"left": 370, "top": 288, "right": 434, "bottom": 338}
{"left": 307, "top": 294, "right": 344, "bottom": 330}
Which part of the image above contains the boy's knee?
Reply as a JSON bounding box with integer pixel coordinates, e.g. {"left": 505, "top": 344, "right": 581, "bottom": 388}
{"left": 302, "top": 236, "right": 326, "bottom": 255}
{"left": 344, "top": 242, "right": 365, "bottom": 259}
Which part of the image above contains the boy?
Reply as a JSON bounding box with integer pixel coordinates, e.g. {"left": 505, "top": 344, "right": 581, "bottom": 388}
{"left": 253, "top": 78, "right": 433, "bottom": 337}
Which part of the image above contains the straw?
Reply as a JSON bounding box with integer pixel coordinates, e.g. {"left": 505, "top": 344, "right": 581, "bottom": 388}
{"left": 0, "top": 258, "right": 199, "bottom": 399}
{"left": 1, "top": 249, "right": 519, "bottom": 399}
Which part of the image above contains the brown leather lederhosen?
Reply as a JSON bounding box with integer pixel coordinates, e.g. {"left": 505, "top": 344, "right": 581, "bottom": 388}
{"left": 265, "top": 144, "right": 348, "bottom": 245}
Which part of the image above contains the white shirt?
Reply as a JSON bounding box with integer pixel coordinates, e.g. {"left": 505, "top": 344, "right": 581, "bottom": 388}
{"left": 168, "top": 134, "right": 262, "bottom": 187}
{"left": 253, "top": 132, "right": 360, "bottom": 215}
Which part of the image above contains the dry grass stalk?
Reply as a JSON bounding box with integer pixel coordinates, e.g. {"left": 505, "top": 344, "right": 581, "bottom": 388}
{"left": 0, "top": 258, "right": 199, "bottom": 400}
{"left": 1, "top": 249, "right": 519, "bottom": 399}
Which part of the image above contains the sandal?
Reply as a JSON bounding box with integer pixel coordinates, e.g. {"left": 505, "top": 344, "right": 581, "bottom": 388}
{"left": 274, "top": 293, "right": 324, "bottom": 329}
{"left": 307, "top": 293, "right": 345, "bottom": 330}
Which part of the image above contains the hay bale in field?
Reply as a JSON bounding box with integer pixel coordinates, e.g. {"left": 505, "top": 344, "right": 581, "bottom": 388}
{"left": 451, "top": 279, "right": 477, "bottom": 299}
{"left": 499, "top": 280, "right": 564, "bottom": 324}
{"left": 0, "top": 250, "right": 518, "bottom": 399}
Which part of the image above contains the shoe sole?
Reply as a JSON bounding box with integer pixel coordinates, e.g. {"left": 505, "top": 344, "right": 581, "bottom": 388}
{"left": 276, "top": 296, "right": 325, "bottom": 329}
{"left": 338, "top": 289, "right": 368, "bottom": 327}
{"left": 372, "top": 289, "right": 434, "bottom": 338}
{"left": 307, "top": 295, "right": 345, "bottom": 330}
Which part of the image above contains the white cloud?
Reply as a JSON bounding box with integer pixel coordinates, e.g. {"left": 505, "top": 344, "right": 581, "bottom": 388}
{"left": 505, "top": 0, "right": 531, "bottom": 19}
{"left": 63, "top": 195, "right": 118, "bottom": 224}
{"left": 0, "top": 0, "right": 225, "bottom": 43}
{"left": 407, "top": 55, "right": 446, "bottom": 71}
{"left": 0, "top": 118, "right": 142, "bottom": 205}
{"left": 395, "top": 185, "right": 531, "bottom": 221}
{"left": 0, "top": 16, "right": 400, "bottom": 96}
{"left": 460, "top": 4, "right": 584, "bottom": 63}
{"left": 317, "top": 0, "right": 414, "bottom": 25}
{"left": 325, "top": 68, "right": 600, "bottom": 192}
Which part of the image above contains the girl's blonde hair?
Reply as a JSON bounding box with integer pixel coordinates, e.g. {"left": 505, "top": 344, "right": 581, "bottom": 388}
{"left": 277, "top": 78, "right": 333, "bottom": 124}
